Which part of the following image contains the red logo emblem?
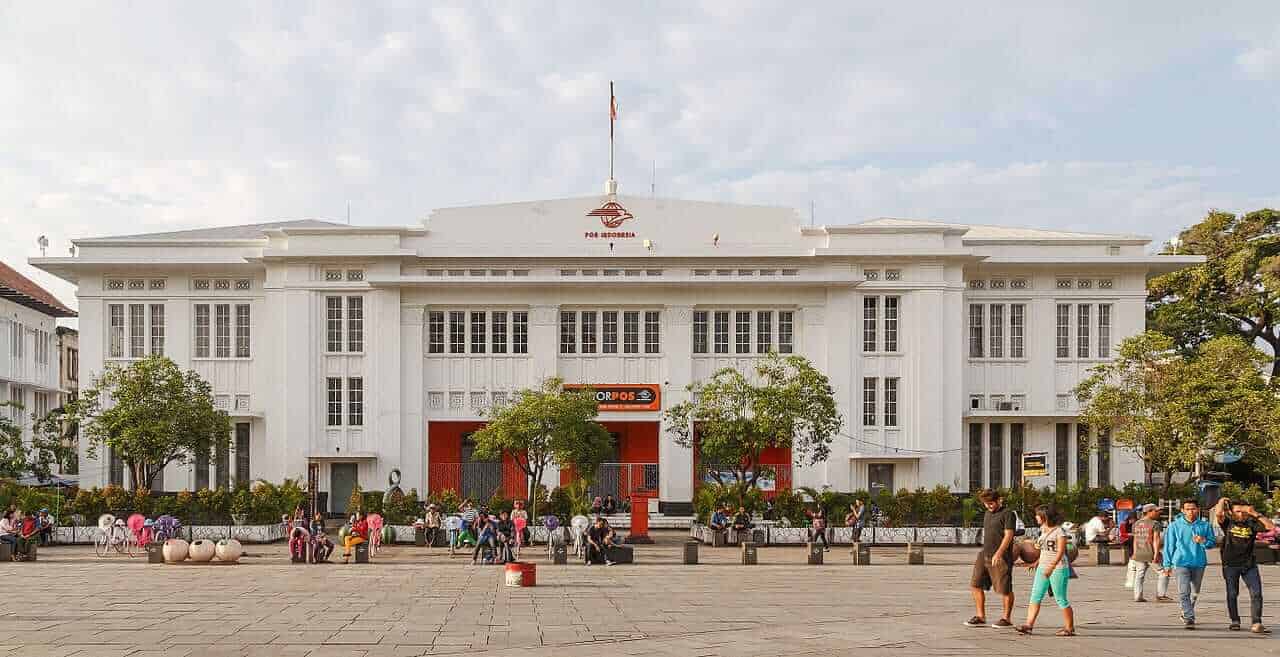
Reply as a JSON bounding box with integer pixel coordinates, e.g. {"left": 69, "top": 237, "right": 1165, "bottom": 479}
{"left": 587, "top": 200, "right": 634, "bottom": 228}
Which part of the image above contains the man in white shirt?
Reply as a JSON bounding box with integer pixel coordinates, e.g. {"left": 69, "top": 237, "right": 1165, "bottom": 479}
{"left": 1084, "top": 513, "right": 1111, "bottom": 544}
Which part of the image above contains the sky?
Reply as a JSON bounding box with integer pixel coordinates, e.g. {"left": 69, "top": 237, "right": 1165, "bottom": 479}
{"left": 2, "top": 2, "right": 1279, "bottom": 316}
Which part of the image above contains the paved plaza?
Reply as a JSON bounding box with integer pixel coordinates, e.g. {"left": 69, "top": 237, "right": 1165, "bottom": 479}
{"left": 1, "top": 531, "right": 1276, "bottom": 656}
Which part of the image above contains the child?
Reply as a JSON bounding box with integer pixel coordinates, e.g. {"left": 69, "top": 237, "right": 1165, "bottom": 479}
{"left": 311, "top": 513, "right": 334, "bottom": 563}
{"left": 1017, "top": 505, "right": 1076, "bottom": 636}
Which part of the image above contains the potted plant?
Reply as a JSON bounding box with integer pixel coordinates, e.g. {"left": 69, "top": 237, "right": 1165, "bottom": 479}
{"left": 230, "top": 489, "right": 251, "bottom": 526}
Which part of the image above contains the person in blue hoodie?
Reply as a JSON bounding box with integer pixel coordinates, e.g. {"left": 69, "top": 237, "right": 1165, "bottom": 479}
{"left": 1161, "top": 498, "right": 1217, "bottom": 629}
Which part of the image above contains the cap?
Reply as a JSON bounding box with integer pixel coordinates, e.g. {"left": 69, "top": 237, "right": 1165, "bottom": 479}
{"left": 1141, "top": 503, "right": 1159, "bottom": 513}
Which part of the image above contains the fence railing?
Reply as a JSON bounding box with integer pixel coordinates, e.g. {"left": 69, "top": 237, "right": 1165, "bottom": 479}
{"left": 427, "top": 462, "right": 527, "bottom": 501}
{"left": 699, "top": 463, "right": 793, "bottom": 498}
{"left": 586, "top": 462, "right": 660, "bottom": 501}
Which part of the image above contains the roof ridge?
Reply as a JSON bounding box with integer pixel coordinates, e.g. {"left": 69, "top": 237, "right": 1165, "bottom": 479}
{"left": 0, "top": 261, "right": 76, "bottom": 317}
{"left": 78, "top": 219, "right": 346, "bottom": 242}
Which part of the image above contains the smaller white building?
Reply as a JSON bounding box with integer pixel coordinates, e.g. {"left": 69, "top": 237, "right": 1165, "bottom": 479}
{"left": 0, "top": 262, "right": 76, "bottom": 464}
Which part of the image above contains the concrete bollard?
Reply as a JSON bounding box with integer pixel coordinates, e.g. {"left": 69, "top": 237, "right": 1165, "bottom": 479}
{"left": 0, "top": 542, "right": 10, "bottom": 562}
{"left": 683, "top": 540, "right": 699, "bottom": 565}
{"left": 711, "top": 531, "right": 726, "bottom": 548}
{"left": 741, "top": 542, "right": 758, "bottom": 565}
{"left": 1094, "top": 544, "right": 1111, "bottom": 566}
{"left": 906, "top": 543, "right": 924, "bottom": 565}
{"left": 147, "top": 543, "right": 165, "bottom": 564}
{"left": 354, "top": 542, "right": 370, "bottom": 563}
{"left": 851, "top": 542, "right": 871, "bottom": 565}
{"left": 414, "top": 528, "right": 426, "bottom": 547}
{"left": 553, "top": 543, "right": 569, "bottom": 565}
{"left": 807, "top": 542, "right": 824, "bottom": 565}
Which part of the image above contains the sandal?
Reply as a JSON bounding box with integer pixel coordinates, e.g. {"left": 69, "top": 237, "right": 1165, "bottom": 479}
{"left": 1055, "top": 629, "right": 1076, "bottom": 637}
{"left": 1015, "top": 624, "right": 1034, "bottom": 635}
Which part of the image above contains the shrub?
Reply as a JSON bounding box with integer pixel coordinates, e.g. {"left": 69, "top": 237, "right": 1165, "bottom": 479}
{"left": 693, "top": 482, "right": 764, "bottom": 523}
{"left": 346, "top": 484, "right": 364, "bottom": 515}
{"left": 426, "top": 488, "right": 462, "bottom": 514}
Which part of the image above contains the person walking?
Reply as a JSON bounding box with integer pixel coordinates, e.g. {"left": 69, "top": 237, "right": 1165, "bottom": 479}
{"left": 1015, "top": 505, "right": 1076, "bottom": 636}
{"left": 846, "top": 500, "right": 867, "bottom": 543}
{"left": 1130, "top": 504, "right": 1168, "bottom": 603}
{"left": 1214, "top": 497, "right": 1274, "bottom": 634}
{"left": 966, "top": 489, "right": 1017, "bottom": 629}
{"left": 1162, "top": 498, "right": 1216, "bottom": 629}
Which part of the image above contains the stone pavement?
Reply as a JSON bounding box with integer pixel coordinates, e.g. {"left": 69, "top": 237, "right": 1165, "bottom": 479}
{"left": 1, "top": 531, "right": 1276, "bottom": 656}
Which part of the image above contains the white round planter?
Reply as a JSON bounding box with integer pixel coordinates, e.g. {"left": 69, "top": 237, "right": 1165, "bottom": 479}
{"left": 162, "top": 538, "right": 189, "bottom": 563}
{"left": 215, "top": 539, "right": 243, "bottom": 563}
{"left": 188, "top": 539, "right": 216, "bottom": 562}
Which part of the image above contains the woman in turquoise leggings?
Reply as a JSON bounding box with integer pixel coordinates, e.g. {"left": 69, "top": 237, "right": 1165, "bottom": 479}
{"left": 1017, "top": 504, "right": 1076, "bottom": 636}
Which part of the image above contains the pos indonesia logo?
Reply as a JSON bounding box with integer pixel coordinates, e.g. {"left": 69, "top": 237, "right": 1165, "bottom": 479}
{"left": 587, "top": 200, "right": 634, "bottom": 228}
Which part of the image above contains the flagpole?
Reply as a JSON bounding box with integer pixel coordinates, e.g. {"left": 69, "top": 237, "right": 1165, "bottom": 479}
{"left": 608, "top": 80, "right": 616, "bottom": 196}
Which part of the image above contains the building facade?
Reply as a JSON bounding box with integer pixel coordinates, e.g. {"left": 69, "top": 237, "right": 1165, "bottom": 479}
{"left": 32, "top": 196, "right": 1199, "bottom": 513}
{"left": 0, "top": 262, "right": 77, "bottom": 471}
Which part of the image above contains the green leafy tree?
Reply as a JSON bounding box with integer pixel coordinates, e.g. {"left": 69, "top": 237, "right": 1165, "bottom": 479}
{"left": 1076, "top": 332, "right": 1280, "bottom": 490}
{"left": 67, "top": 355, "right": 232, "bottom": 491}
{"left": 0, "top": 401, "right": 75, "bottom": 481}
{"left": 1148, "top": 209, "right": 1280, "bottom": 374}
{"left": 664, "top": 353, "right": 843, "bottom": 504}
{"left": 470, "top": 378, "right": 613, "bottom": 519}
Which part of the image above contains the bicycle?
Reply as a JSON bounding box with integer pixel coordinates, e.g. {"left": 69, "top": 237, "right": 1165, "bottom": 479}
{"left": 94, "top": 518, "right": 135, "bottom": 557}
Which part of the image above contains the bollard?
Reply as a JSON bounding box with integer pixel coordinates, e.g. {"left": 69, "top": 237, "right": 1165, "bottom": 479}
{"left": 414, "top": 528, "right": 426, "bottom": 547}
{"left": 147, "top": 543, "right": 165, "bottom": 564}
{"left": 354, "top": 542, "right": 370, "bottom": 564}
{"left": 851, "top": 542, "right": 871, "bottom": 565}
{"left": 0, "top": 541, "right": 10, "bottom": 562}
{"left": 807, "top": 542, "right": 824, "bottom": 565}
{"left": 711, "top": 531, "right": 726, "bottom": 548}
{"left": 553, "top": 543, "right": 568, "bottom": 565}
{"left": 1094, "top": 544, "right": 1111, "bottom": 566}
{"left": 741, "top": 542, "right": 758, "bottom": 565}
{"left": 683, "top": 540, "right": 699, "bottom": 565}
{"left": 906, "top": 543, "right": 924, "bottom": 565}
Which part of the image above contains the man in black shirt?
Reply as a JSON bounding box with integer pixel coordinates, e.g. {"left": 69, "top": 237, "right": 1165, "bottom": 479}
{"left": 1214, "top": 498, "right": 1275, "bottom": 633}
{"left": 966, "top": 489, "right": 1016, "bottom": 629}
{"left": 585, "top": 517, "right": 614, "bottom": 566}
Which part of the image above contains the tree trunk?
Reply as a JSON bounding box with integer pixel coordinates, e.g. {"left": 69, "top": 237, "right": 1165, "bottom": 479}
{"left": 528, "top": 464, "right": 544, "bottom": 520}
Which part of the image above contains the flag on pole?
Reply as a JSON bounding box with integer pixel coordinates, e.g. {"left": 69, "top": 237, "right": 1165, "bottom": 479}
{"left": 610, "top": 81, "right": 617, "bottom": 120}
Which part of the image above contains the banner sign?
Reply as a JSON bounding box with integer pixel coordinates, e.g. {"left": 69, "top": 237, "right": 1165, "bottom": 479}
{"left": 1021, "top": 452, "right": 1048, "bottom": 478}
{"left": 564, "top": 384, "right": 660, "bottom": 411}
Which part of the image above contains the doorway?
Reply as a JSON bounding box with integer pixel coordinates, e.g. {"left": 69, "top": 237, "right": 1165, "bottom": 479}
{"left": 330, "top": 463, "right": 358, "bottom": 514}
{"left": 868, "top": 463, "right": 895, "bottom": 497}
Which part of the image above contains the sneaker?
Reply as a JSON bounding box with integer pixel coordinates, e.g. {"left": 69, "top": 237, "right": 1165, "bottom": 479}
{"left": 605, "top": 560, "right": 615, "bottom": 566}
{"left": 1184, "top": 619, "right": 1195, "bottom": 630}
{"left": 1229, "top": 623, "right": 1241, "bottom": 631}
{"left": 1252, "top": 624, "right": 1271, "bottom": 635}
{"left": 1134, "top": 597, "right": 1147, "bottom": 603}
{"left": 963, "top": 616, "right": 987, "bottom": 628}
{"left": 991, "top": 619, "right": 1013, "bottom": 629}
{"left": 1156, "top": 596, "right": 1173, "bottom": 603}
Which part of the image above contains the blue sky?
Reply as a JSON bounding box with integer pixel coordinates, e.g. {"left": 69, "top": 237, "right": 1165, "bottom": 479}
{"left": 2, "top": 2, "right": 1278, "bottom": 308}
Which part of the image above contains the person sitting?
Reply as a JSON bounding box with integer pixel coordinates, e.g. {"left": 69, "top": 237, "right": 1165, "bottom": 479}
{"left": 16, "top": 512, "right": 39, "bottom": 560}
{"left": 0, "top": 510, "right": 18, "bottom": 557}
{"left": 311, "top": 513, "right": 334, "bottom": 563}
{"left": 602, "top": 518, "right": 624, "bottom": 548}
{"left": 341, "top": 510, "right": 369, "bottom": 564}
{"left": 423, "top": 504, "right": 443, "bottom": 547}
{"left": 601, "top": 495, "right": 618, "bottom": 515}
{"left": 289, "top": 525, "right": 311, "bottom": 562}
{"left": 731, "top": 506, "right": 754, "bottom": 542}
{"left": 585, "top": 517, "right": 615, "bottom": 566}
{"left": 35, "top": 509, "right": 54, "bottom": 546}
{"left": 591, "top": 496, "right": 604, "bottom": 516}
{"left": 471, "top": 514, "right": 500, "bottom": 565}
{"left": 709, "top": 506, "right": 729, "bottom": 537}
{"left": 496, "top": 511, "right": 516, "bottom": 563}
{"left": 1083, "top": 513, "right": 1111, "bottom": 545}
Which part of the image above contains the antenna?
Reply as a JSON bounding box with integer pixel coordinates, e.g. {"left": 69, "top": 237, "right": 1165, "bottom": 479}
{"left": 651, "top": 160, "right": 656, "bottom": 199}
{"left": 37, "top": 235, "right": 48, "bottom": 256}
{"left": 346, "top": 202, "right": 351, "bottom": 225}
{"left": 810, "top": 201, "right": 815, "bottom": 226}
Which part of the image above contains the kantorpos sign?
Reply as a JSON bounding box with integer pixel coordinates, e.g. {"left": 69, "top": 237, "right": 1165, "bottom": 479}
{"left": 564, "top": 384, "right": 661, "bottom": 411}
{"left": 1022, "top": 452, "right": 1049, "bottom": 478}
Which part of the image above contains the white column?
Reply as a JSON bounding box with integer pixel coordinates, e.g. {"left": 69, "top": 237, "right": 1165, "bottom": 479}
{"left": 796, "top": 304, "right": 828, "bottom": 489}
{"left": 822, "top": 286, "right": 854, "bottom": 491}
{"left": 400, "top": 305, "right": 425, "bottom": 494}
{"left": 661, "top": 305, "right": 694, "bottom": 510}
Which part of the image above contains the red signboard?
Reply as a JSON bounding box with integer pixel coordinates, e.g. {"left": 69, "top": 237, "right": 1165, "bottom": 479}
{"left": 564, "top": 384, "right": 661, "bottom": 411}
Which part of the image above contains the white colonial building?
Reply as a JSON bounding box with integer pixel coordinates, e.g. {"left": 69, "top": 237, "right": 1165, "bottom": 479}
{"left": 32, "top": 194, "right": 1199, "bottom": 513}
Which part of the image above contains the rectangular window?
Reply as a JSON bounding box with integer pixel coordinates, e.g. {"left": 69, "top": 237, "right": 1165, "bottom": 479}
{"left": 623, "top": 311, "right": 640, "bottom": 354}
{"left": 1010, "top": 423, "right": 1025, "bottom": 484}
{"left": 512, "top": 311, "right": 528, "bottom": 354}
{"left": 884, "top": 297, "right": 899, "bottom": 352}
{"left": 602, "top": 311, "right": 618, "bottom": 354}
{"left": 326, "top": 378, "right": 343, "bottom": 426}
{"left": 326, "top": 297, "right": 344, "bottom": 352}
{"left": 575, "top": 311, "right": 596, "bottom": 354}
{"left": 234, "top": 304, "right": 250, "bottom": 358}
{"left": 713, "top": 311, "right": 730, "bottom": 354}
{"left": 692, "top": 311, "right": 709, "bottom": 354}
{"left": 1010, "top": 304, "right": 1025, "bottom": 358}
{"left": 989, "top": 304, "right": 1004, "bottom": 358}
{"left": 1076, "top": 424, "right": 1091, "bottom": 486}
{"left": 969, "top": 423, "right": 983, "bottom": 492}
{"left": 756, "top": 311, "right": 773, "bottom": 353}
{"left": 735, "top": 311, "right": 751, "bottom": 354}
{"left": 194, "top": 304, "right": 209, "bottom": 358}
{"left": 1055, "top": 423, "right": 1070, "bottom": 486}
{"left": 644, "top": 311, "right": 660, "bottom": 354}
{"left": 1097, "top": 429, "right": 1111, "bottom": 487}
{"left": 968, "top": 304, "right": 984, "bottom": 358}
{"left": 215, "top": 439, "right": 229, "bottom": 489}
{"left": 234, "top": 423, "right": 250, "bottom": 484}
{"left": 863, "top": 297, "right": 878, "bottom": 352}
{"left": 109, "top": 304, "right": 125, "bottom": 358}
{"left": 449, "top": 311, "right": 465, "bottom": 354}
{"left": 559, "top": 311, "right": 576, "bottom": 354}
{"left": 427, "top": 311, "right": 445, "bottom": 354}
{"left": 470, "top": 311, "right": 486, "bottom": 354}
{"left": 491, "top": 311, "right": 508, "bottom": 354}
{"left": 149, "top": 304, "right": 165, "bottom": 355}
{"left": 1055, "top": 304, "right": 1071, "bottom": 358}
{"left": 778, "top": 311, "right": 794, "bottom": 353}
{"left": 883, "top": 377, "right": 898, "bottom": 427}
{"left": 348, "top": 377, "right": 363, "bottom": 426}
{"left": 346, "top": 297, "right": 363, "bottom": 353}
{"left": 862, "top": 377, "right": 877, "bottom": 426}
{"left": 1097, "top": 304, "right": 1112, "bottom": 358}
{"left": 194, "top": 450, "right": 207, "bottom": 490}
{"left": 1077, "top": 304, "right": 1090, "bottom": 358}
{"left": 989, "top": 423, "right": 1004, "bottom": 488}
{"left": 214, "top": 304, "right": 231, "bottom": 358}
{"left": 129, "top": 304, "right": 145, "bottom": 357}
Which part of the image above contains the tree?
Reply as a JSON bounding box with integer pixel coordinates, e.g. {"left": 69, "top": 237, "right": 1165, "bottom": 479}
{"left": 470, "top": 378, "right": 613, "bottom": 519}
{"left": 1076, "top": 331, "right": 1280, "bottom": 490}
{"left": 664, "top": 353, "right": 843, "bottom": 499}
{"left": 0, "top": 401, "right": 76, "bottom": 481}
{"left": 1148, "top": 209, "right": 1280, "bottom": 375}
{"left": 68, "top": 356, "right": 232, "bottom": 490}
